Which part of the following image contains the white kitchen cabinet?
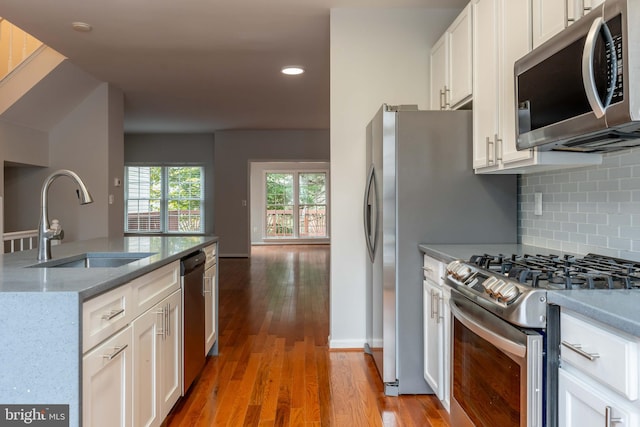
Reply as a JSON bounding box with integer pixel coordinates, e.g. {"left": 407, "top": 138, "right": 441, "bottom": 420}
{"left": 558, "top": 309, "right": 640, "bottom": 427}
{"left": 204, "top": 243, "right": 218, "bottom": 355}
{"left": 83, "top": 326, "right": 133, "bottom": 427}
{"left": 430, "top": 3, "right": 472, "bottom": 110}
{"left": 82, "top": 259, "right": 184, "bottom": 427}
{"left": 532, "top": 0, "right": 606, "bottom": 49}
{"left": 422, "top": 254, "right": 450, "bottom": 411}
{"left": 473, "top": 0, "right": 602, "bottom": 174}
{"left": 559, "top": 368, "right": 640, "bottom": 427}
{"left": 133, "top": 289, "right": 182, "bottom": 427}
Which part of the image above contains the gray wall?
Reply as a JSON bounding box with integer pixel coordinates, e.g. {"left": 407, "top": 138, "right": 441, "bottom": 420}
{"left": 124, "top": 133, "right": 215, "bottom": 235}
{"left": 519, "top": 147, "right": 640, "bottom": 261}
{"left": 4, "top": 83, "right": 124, "bottom": 241}
{"left": 214, "top": 130, "right": 330, "bottom": 257}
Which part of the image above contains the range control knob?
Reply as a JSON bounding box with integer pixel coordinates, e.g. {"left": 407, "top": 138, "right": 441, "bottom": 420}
{"left": 447, "top": 261, "right": 472, "bottom": 281}
{"left": 499, "top": 283, "right": 520, "bottom": 304}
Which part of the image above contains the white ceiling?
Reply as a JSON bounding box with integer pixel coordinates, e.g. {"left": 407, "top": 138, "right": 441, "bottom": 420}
{"left": 0, "top": 0, "right": 466, "bottom": 133}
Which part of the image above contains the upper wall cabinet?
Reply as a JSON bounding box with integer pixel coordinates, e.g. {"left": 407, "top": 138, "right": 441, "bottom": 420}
{"left": 430, "top": 3, "right": 472, "bottom": 110}
{"left": 532, "top": 0, "right": 606, "bottom": 48}
{"left": 472, "top": 0, "right": 602, "bottom": 174}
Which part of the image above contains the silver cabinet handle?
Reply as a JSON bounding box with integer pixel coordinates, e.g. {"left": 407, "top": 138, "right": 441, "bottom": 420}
{"left": 561, "top": 341, "right": 600, "bottom": 361}
{"left": 605, "top": 406, "right": 623, "bottom": 426}
{"left": 203, "top": 276, "right": 213, "bottom": 294}
{"left": 443, "top": 85, "right": 450, "bottom": 109}
{"left": 487, "top": 137, "right": 495, "bottom": 165}
{"left": 439, "top": 89, "right": 445, "bottom": 110}
{"left": 495, "top": 133, "right": 503, "bottom": 162}
{"left": 103, "top": 344, "right": 128, "bottom": 361}
{"left": 430, "top": 290, "right": 436, "bottom": 319}
{"left": 102, "top": 308, "right": 125, "bottom": 321}
{"left": 156, "top": 307, "right": 166, "bottom": 339}
{"left": 166, "top": 303, "right": 171, "bottom": 337}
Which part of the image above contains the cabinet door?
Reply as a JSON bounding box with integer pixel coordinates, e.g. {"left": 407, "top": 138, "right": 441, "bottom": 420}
{"left": 532, "top": 0, "right": 567, "bottom": 48}
{"left": 205, "top": 264, "right": 217, "bottom": 355}
{"left": 499, "top": 0, "right": 534, "bottom": 165}
{"left": 472, "top": 0, "right": 499, "bottom": 169}
{"left": 83, "top": 326, "right": 132, "bottom": 427}
{"left": 559, "top": 368, "right": 640, "bottom": 427}
{"left": 132, "top": 302, "right": 162, "bottom": 427}
{"left": 423, "top": 280, "right": 444, "bottom": 400}
{"left": 430, "top": 33, "right": 448, "bottom": 110}
{"left": 448, "top": 3, "right": 473, "bottom": 108}
{"left": 160, "top": 290, "right": 182, "bottom": 419}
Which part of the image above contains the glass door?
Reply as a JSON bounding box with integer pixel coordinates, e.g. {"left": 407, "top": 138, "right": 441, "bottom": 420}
{"left": 265, "top": 171, "right": 328, "bottom": 240}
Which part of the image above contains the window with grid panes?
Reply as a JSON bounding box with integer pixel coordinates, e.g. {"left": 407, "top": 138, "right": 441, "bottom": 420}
{"left": 125, "top": 166, "right": 204, "bottom": 233}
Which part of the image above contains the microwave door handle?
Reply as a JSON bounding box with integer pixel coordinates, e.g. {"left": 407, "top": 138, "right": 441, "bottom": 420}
{"left": 582, "top": 17, "right": 617, "bottom": 118}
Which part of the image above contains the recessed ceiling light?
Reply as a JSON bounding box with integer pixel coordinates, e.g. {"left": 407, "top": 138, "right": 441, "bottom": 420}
{"left": 71, "top": 22, "right": 92, "bottom": 32}
{"left": 281, "top": 66, "right": 305, "bottom": 75}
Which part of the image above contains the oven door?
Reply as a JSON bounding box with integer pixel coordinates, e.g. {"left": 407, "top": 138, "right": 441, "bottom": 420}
{"left": 450, "top": 292, "right": 544, "bottom": 427}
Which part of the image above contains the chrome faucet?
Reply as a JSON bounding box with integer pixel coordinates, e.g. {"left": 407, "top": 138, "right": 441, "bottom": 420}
{"left": 37, "top": 169, "right": 94, "bottom": 261}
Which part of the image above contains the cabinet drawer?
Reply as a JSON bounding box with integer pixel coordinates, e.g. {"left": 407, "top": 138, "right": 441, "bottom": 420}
{"left": 423, "top": 255, "right": 444, "bottom": 283}
{"left": 83, "top": 284, "right": 132, "bottom": 353}
{"left": 561, "top": 310, "right": 639, "bottom": 400}
{"left": 131, "top": 261, "right": 180, "bottom": 318}
{"left": 203, "top": 244, "right": 217, "bottom": 270}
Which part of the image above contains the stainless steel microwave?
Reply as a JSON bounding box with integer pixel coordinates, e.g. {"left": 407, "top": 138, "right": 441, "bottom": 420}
{"left": 515, "top": 0, "right": 640, "bottom": 152}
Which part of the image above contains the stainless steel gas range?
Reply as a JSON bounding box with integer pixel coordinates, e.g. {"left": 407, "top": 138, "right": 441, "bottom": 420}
{"left": 444, "top": 251, "right": 640, "bottom": 427}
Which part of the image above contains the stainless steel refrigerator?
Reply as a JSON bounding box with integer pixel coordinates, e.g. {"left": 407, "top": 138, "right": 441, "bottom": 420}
{"left": 363, "top": 104, "right": 517, "bottom": 395}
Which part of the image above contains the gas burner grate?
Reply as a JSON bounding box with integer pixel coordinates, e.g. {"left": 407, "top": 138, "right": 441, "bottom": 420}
{"left": 468, "top": 252, "right": 640, "bottom": 290}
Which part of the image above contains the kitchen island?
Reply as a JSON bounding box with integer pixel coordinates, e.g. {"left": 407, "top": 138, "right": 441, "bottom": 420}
{"left": 0, "top": 235, "right": 217, "bottom": 427}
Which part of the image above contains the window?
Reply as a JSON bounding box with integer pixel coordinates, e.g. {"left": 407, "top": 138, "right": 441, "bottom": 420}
{"left": 125, "top": 166, "right": 204, "bottom": 234}
{"left": 265, "top": 171, "right": 327, "bottom": 239}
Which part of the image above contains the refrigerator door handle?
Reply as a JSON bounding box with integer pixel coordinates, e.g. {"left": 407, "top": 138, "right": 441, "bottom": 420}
{"left": 363, "top": 164, "right": 378, "bottom": 262}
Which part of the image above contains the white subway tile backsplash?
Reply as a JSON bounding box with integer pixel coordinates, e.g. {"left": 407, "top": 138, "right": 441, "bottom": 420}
{"left": 519, "top": 148, "right": 640, "bottom": 259}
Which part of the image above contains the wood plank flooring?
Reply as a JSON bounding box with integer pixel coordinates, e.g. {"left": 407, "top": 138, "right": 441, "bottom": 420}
{"left": 164, "top": 244, "right": 450, "bottom": 427}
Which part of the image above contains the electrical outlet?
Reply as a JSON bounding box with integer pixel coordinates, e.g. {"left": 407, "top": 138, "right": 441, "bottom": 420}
{"left": 534, "top": 192, "right": 542, "bottom": 216}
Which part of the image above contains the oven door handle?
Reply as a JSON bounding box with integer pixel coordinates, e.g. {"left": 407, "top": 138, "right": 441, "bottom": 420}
{"left": 450, "top": 299, "right": 526, "bottom": 359}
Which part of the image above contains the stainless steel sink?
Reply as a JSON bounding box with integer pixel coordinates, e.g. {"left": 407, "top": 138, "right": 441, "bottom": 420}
{"left": 28, "top": 252, "right": 156, "bottom": 268}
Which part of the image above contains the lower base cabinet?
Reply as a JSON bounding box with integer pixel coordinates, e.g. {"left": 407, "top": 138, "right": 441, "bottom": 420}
{"left": 82, "top": 326, "right": 133, "bottom": 427}
{"left": 133, "top": 289, "right": 182, "bottom": 427}
{"left": 559, "top": 368, "right": 640, "bottom": 427}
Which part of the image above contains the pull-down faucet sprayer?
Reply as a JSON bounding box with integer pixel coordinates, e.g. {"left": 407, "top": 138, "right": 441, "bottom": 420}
{"left": 37, "top": 169, "right": 94, "bottom": 261}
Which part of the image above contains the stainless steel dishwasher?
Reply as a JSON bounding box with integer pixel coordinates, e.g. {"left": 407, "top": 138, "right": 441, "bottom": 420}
{"left": 181, "top": 250, "right": 206, "bottom": 393}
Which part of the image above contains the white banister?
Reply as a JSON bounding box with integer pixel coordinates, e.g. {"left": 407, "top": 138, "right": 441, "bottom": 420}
{"left": 3, "top": 229, "right": 38, "bottom": 253}
{"left": 0, "top": 17, "right": 43, "bottom": 81}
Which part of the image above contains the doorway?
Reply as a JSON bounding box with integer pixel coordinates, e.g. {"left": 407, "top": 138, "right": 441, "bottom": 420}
{"left": 249, "top": 161, "right": 330, "bottom": 246}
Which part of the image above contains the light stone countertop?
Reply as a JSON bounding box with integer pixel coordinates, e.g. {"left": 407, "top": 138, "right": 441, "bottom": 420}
{"left": 0, "top": 235, "right": 217, "bottom": 299}
{"left": 419, "top": 243, "right": 640, "bottom": 337}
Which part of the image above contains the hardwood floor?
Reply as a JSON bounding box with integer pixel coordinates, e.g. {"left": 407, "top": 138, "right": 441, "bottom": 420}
{"left": 164, "top": 245, "right": 450, "bottom": 427}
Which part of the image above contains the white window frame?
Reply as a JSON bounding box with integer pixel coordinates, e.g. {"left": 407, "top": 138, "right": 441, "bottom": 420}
{"left": 263, "top": 169, "right": 329, "bottom": 241}
{"left": 124, "top": 164, "right": 205, "bottom": 234}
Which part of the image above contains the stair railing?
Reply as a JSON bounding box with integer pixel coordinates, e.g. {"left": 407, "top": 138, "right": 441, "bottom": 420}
{"left": 0, "top": 17, "right": 43, "bottom": 81}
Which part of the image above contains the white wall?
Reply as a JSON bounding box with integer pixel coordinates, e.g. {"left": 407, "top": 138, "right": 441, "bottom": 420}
{"left": 329, "top": 7, "right": 460, "bottom": 348}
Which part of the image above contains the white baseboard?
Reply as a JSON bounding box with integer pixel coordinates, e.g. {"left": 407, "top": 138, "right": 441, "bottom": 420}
{"left": 328, "top": 337, "right": 367, "bottom": 350}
